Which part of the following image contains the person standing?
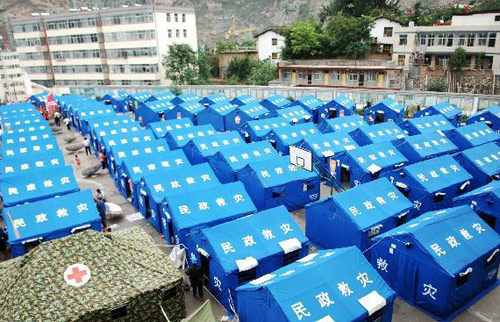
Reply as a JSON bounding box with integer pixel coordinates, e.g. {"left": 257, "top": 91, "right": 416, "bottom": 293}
{"left": 96, "top": 198, "right": 108, "bottom": 232}
{"left": 54, "top": 110, "right": 61, "bottom": 126}
{"left": 186, "top": 258, "right": 204, "bottom": 300}
{"left": 83, "top": 136, "right": 91, "bottom": 156}
{"left": 99, "top": 151, "right": 107, "bottom": 169}
{"left": 75, "top": 155, "right": 81, "bottom": 169}
{"left": 64, "top": 117, "right": 71, "bottom": 130}
{"left": 0, "top": 227, "right": 7, "bottom": 260}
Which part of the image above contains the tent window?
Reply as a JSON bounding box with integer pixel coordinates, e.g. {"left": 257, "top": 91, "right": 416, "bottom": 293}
{"left": 303, "top": 182, "right": 315, "bottom": 192}
{"left": 162, "top": 286, "right": 177, "bottom": 301}
{"left": 434, "top": 192, "right": 445, "bottom": 203}
{"left": 479, "top": 212, "right": 496, "bottom": 230}
{"left": 238, "top": 267, "right": 257, "bottom": 285}
{"left": 111, "top": 306, "right": 127, "bottom": 319}
{"left": 367, "top": 307, "right": 384, "bottom": 322}
{"left": 396, "top": 213, "right": 407, "bottom": 227}
{"left": 456, "top": 272, "right": 470, "bottom": 288}
{"left": 283, "top": 249, "right": 300, "bottom": 266}
{"left": 272, "top": 191, "right": 285, "bottom": 199}
{"left": 370, "top": 172, "right": 380, "bottom": 181}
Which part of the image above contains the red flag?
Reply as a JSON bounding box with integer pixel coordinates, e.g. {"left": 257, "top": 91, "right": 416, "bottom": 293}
{"left": 47, "top": 92, "right": 53, "bottom": 102}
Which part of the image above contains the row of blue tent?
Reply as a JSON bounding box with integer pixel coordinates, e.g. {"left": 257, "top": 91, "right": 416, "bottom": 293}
{"left": 0, "top": 102, "right": 101, "bottom": 257}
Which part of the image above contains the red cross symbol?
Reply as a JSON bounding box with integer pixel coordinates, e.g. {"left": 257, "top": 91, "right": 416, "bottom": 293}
{"left": 67, "top": 266, "right": 87, "bottom": 284}
{"left": 64, "top": 263, "right": 91, "bottom": 287}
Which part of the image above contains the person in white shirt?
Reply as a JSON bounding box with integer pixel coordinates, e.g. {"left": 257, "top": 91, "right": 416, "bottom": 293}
{"left": 83, "top": 136, "right": 92, "bottom": 156}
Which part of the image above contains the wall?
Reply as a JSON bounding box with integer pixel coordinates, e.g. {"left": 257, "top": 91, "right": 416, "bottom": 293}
{"left": 370, "top": 18, "right": 401, "bottom": 45}
{"left": 218, "top": 51, "right": 258, "bottom": 78}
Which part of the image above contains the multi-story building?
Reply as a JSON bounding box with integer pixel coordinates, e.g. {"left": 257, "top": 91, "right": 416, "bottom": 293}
{"left": 393, "top": 11, "right": 500, "bottom": 74}
{"left": 254, "top": 28, "right": 285, "bottom": 63}
{"left": 11, "top": 5, "right": 197, "bottom": 88}
{"left": 0, "top": 51, "right": 26, "bottom": 103}
{"left": 370, "top": 18, "right": 402, "bottom": 55}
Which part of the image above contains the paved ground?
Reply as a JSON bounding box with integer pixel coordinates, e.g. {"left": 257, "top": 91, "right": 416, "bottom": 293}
{"left": 2, "top": 123, "right": 500, "bottom": 321}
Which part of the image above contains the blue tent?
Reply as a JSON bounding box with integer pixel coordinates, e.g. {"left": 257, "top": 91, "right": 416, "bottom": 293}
{"left": 2, "top": 137, "right": 58, "bottom": 159}
{"left": 350, "top": 122, "right": 407, "bottom": 146}
{"left": 391, "top": 155, "right": 473, "bottom": 215}
{"left": 371, "top": 206, "right": 500, "bottom": 321}
{"left": 454, "top": 142, "right": 500, "bottom": 188}
{"left": 403, "top": 114, "right": 455, "bottom": 135}
{"left": 318, "top": 95, "right": 357, "bottom": 123}
{"left": 415, "top": 101, "right": 462, "bottom": 127}
{"left": 4, "top": 189, "right": 101, "bottom": 257}
{"left": 453, "top": 180, "right": 500, "bottom": 234}
{"left": 167, "top": 101, "right": 206, "bottom": 124}
{"left": 0, "top": 150, "right": 64, "bottom": 179}
{"left": 145, "top": 91, "right": 176, "bottom": 103}
{"left": 275, "top": 105, "right": 313, "bottom": 124}
{"left": 224, "top": 103, "right": 270, "bottom": 132}
{"left": 200, "top": 93, "right": 229, "bottom": 106}
{"left": 306, "top": 178, "right": 413, "bottom": 254}
{"left": 267, "top": 123, "right": 318, "bottom": 155}
{"left": 319, "top": 114, "right": 368, "bottom": 134}
{"left": 100, "top": 129, "right": 156, "bottom": 160}
{"left": 242, "top": 117, "right": 289, "bottom": 142}
{"left": 148, "top": 118, "right": 194, "bottom": 139}
{"left": 289, "top": 95, "right": 324, "bottom": 123}
{"left": 166, "top": 181, "right": 256, "bottom": 256}
{"left": 444, "top": 122, "right": 500, "bottom": 150}
{"left": 183, "top": 131, "right": 244, "bottom": 164}
{"left": 56, "top": 94, "right": 88, "bottom": 116}
{"left": 3, "top": 118, "right": 44, "bottom": 130}
{"left": 197, "top": 100, "right": 238, "bottom": 131}
{"left": 165, "top": 124, "right": 217, "bottom": 150}
{"left": 1, "top": 112, "right": 42, "bottom": 128}
{"left": 75, "top": 105, "right": 116, "bottom": 135}
{"left": 338, "top": 141, "right": 408, "bottom": 187}
{"left": 3, "top": 124, "right": 50, "bottom": 137}
{"left": 125, "top": 91, "right": 152, "bottom": 112}
{"left": 467, "top": 105, "right": 500, "bottom": 132}
{"left": 171, "top": 93, "right": 201, "bottom": 106}
{"left": 209, "top": 141, "right": 280, "bottom": 183}
{"left": 88, "top": 115, "right": 136, "bottom": 144}
{"left": 135, "top": 99, "right": 175, "bottom": 126}
{"left": 28, "top": 92, "right": 48, "bottom": 107}
{"left": 101, "top": 90, "right": 128, "bottom": 112}
{"left": 396, "top": 132, "right": 459, "bottom": 163}
{"left": 0, "top": 165, "right": 79, "bottom": 208}
{"left": 237, "top": 247, "right": 396, "bottom": 322}
{"left": 118, "top": 149, "right": 189, "bottom": 207}
{"left": 364, "top": 98, "right": 406, "bottom": 124}
{"left": 231, "top": 94, "right": 260, "bottom": 107}
{"left": 261, "top": 94, "right": 291, "bottom": 112}
{"left": 0, "top": 103, "right": 36, "bottom": 115}
{"left": 198, "top": 206, "right": 309, "bottom": 313}
{"left": 238, "top": 156, "right": 320, "bottom": 211}
{"left": 94, "top": 123, "right": 142, "bottom": 153}
{"left": 299, "top": 131, "right": 359, "bottom": 185}
{"left": 141, "top": 163, "right": 221, "bottom": 236}
{"left": 2, "top": 131, "right": 53, "bottom": 146}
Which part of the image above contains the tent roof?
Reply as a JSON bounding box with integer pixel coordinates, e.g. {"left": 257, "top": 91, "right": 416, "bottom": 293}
{"left": 0, "top": 165, "right": 79, "bottom": 207}
{"left": 216, "top": 141, "right": 279, "bottom": 172}
{"left": 347, "top": 141, "right": 407, "bottom": 170}
{"left": 104, "top": 129, "right": 155, "bottom": 150}
{"left": 302, "top": 131, "right": 358, "bottom": 159}
{"left": 455, "top": 179, "right": 500, "bottom": 201}
{"left": 2, "top": 137, "right": 58, "bottom": 158}
{"left": 294, "top": 95, "right": 324, "bottom": 109}
{"left": 167, "top": 124, "right": 217, "bottom": 147}
{"left": 332, "top": 178, "right": 413, "bottom": 230}
{"left": 262, "top": 94, "right": 290, "bottom": 108}
{"left": 169, "top": 181, "right": 256, "bottom": 231}
{"left": 178, "top": 101, "right": 205, "bottom": 114}
{"left": 88, "top": 115, "right": 134, "bottom": 130}
{"left": 329, "top": 95, "right": 356, "bottom": 109}
{"left": 231, "top": 94, "right": 259, "bottom": 105}
{"left": 246, "top": 117, "right": 289, "bottom": 137}
{"left": 451, "top": 122, "right": 500, "bottom": 147}
{"left": 399, "top": 132, "right": 458, "bottom": 159}
{"left": 405, "top": 114, "right": 455, "bottom": 134}
{"left": 176, "top": 93, "right": 201, "bottom": 102}
{"left": 472, "top": 105, "right": 500, "bottom": 119}
{"left": 3, "top": 118, "right": 44, "bottom": 129}
{"left": 188, "top": 132, "right": 244, "bottom": 158}
{"left": 144, "top": 99, "right": 174, "bottom": 112}
{"left": 201, "top": 206, "right": 307, "bottom": 273}
{"left": 403, "top": 155, "right": 472, "bottom": 193}
{"left": 354, "top": 122, "right": 406, "bottom": 143}
{"left": 110, "top": 140, "right": 169, "bottom": 164}
{"left": 238, "top": 247, "right": 396, "bottom": 322}
{"left": 202, "top": 93, "right": 228, "bottom": 104}
{"left": 128, "top": 91, "right": 152, "bottom": 101}
{"left": 323, "top": 115, "right": 368, "bottom": 132}
{"left": 372, "top": 98, "right": 405, "bottom": 113}
{"left": 376, "top": 206, "right": 500, "bottom": 276}
{"left": 208, "top": 100, "right": 238, "bottom": 116}
{"left": 2, "top": 131, "right": 53, "bottom": 145}
{"left": 0, "top": 150, "right": 64, "bottom": 179}
{"left": 0, "top": 227, "right": 182, "bottom": 321}
{"left": 271, "top": 123, "right": 318, "bottom": 145}
{"left": 77, "top": 106, "right": 115, "bottom": 120}
{"left": 237, "top": 103, "right": 269, "bottom": 118}
{"left": 148, "top": 118, "right": 193, "bottom": 137}
{"left": 151, "top": 91, "right": 175, "bottom": 101}
{"left": 428, "top": 101, "right": 461, "bottom": 118}
{"left": 122, "top": 149, "right": 189, "bottom": 183}
{"left": 459, "top": 142, "right": 500, "bottom": 176}
{"left": 276, "top": 105, "right": 312, "bottom": 121}
{"left": 4, "top": 124, "right": 50, "bottom": 136}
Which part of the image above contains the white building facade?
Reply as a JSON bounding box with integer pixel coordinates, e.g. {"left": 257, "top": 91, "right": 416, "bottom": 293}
{"left": 370, "top": 18, "right": 402, "bottom": 55}
{"left": 0, "top": 51, "right": 26, "bottom": 103}
{"left": 254, "top": 29, "right": 285, "bottom": 63}
{"left": 11, "top": 5, "right": 198, "bottom": 88}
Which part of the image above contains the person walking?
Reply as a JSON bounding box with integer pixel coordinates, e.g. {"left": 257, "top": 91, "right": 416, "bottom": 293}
{"left": 96, "top": 198, "right": 108, "bottom": 232}
{"left": 83, "top": 136, "right": 92, "bottom": 156}
{"left": 0, "top": 227, "right": 8, "bottom": 260}
{"left": 99, "top": 151, "right": 107, "bottom": 170}
{"left": 186, "top": 258, "right": 204, "bottom": 300}
{"left": 75, "top": 155, "right": 81, "bottom": 169}
{"left": 54, "top": 110, "right": 61, "bottom": 126}
{"left": 95, "top": 188, "right": 106, "bottom": 202}
{"left": 64, "top": 117, "right": 71, "bottom": 130}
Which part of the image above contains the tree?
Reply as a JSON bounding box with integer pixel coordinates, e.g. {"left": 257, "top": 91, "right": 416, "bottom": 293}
{"left": 225, "top": 55, "right": 256, "bottom": 83}
{"left": 197, "top": 49, "right": 219, "bottom": 81}
{"left": 426, "top": 79, "right": 448, "bottom": 92}
{"left": 248, "top": 60, "right": 277, "bottom": 85}
{"left": 162, "top": 44, "right": 199, "bottom": 85}
{"left": 319, "top": 0, "right": 401, "bottom": 21}
{"left": 448, "top": 47, "right": 468, "bottom": 92}
{"left": 326, "top": 14, "right": 373, "bottom": 58}
{"left": 281, "top": 18, "right": 324, "bottom": 59}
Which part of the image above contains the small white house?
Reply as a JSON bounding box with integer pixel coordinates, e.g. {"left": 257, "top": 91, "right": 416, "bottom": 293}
{"left": 370, "top": 17, "right": 403, "bottom": 55}
{"left": 254, "top": 28, "right": 285, "bottom": 63}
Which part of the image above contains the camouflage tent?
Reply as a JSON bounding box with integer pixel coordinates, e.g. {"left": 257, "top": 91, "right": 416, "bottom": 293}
{"left": 0, "top": 227, "right": 186, "bottom": 322}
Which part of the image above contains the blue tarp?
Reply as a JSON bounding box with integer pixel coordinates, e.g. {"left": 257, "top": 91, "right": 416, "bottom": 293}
{"left": 415, "top": 101, "right": 462, "bottom": 127}
{"left": 237, "top": 247, "right": 396, "bottom": 322}
{"left": 225, "top": 103, "right": 270, "bottom": 132}
{"left": 1, "top": 137, "right": 58, "bottom": 159}
{"left": 146, "top": 91, "right": 176, "bottom": 103}
{"left": 171, "top": 93, "right": 201, "bottom": 106}
{"left": 0, "top": 103, "right": 36, "bottom": 115}
{"left": 199, "top": 206, "right": 309, "bottom": 312}
{"left": 339, "top": 141, "right": 408, "bottom": 187}
{"left": 350, "top": 122, "right": 407, "bottom": 146}
{"left": 275, "top": 105, "right": 313, "bottom": 124}
{"left": 238, "top": 156, "right": 320, "bottom": 211}
{"left": 391, "top": 155, "right": 473, "bottom": 215}
{"left": 197, "top": 101, "right": 238, "bottom": 131}
{"left": 209, "top": 141, "right": 280, "bottom": 183}
{"left": 148, "top": 118, "right": 194, "bottom": 139}
{"left": 125, "top": 92, "right": 152, "bottom": 112}
{"left": 3, "top": 124, "right": 50, "bottom": 137}
{"left": 395, "top": 132, "right": 459, "bottom": 163}
{"left": 166, "top": 181, "right": 256, "bottom": 258}
{"left": 183, "top": 131, "right": 244, "bottom": 164}
{"left": 88, "top": 115, "right": 136, "bottom": 143}
{"left": 101, "top": 90, "right": 128, "bottom": 112}
{"left": 2, "top": 118, "right": 44, "bottom": 130}
{"left": 168, "top": 101, "right": 206, "bottom": 124}
{"left": 29, "top": 92, "right": 48, "bottom": 107}
{"left": 135, "top": 99, "right": 175, "bottom": 126}
{"left": 306, "top": 178, "right": 413, "bottom": 254}
{"left": 267, "top": 123, "right": 318, "bottom": 155}
{"left": 261, "top": 94, "right": 291, "bottom": 112}
{"left": 118, "top": 149, "right": 189, "bottom": 207}
{"left": 0, "top": 150, "right": 64, "bottom": 179}
{"left": 94, "top": 123, "right": 142, "bottom": 153}
{"left": 454, "top": 142, "right": 500, "bottom": 188}
{"left": 1, "top": 112, "right": 42, "bottom": 128}
{"left": 364, "top": 98, "right": 406, "bottom": 124}
{"left": 453, "top": 180, "right": 500, "bottom": 234}
{"left": 0, "top": 165, "right": 79, "bottom": 207}
{"left": 445, "top": 122, "right": 500, "bottom": 150}
{"left": 165, "top": 124, "right": 217, "bottom": 150}
{"left": 76, "top": 105, "right": 116, "bottom": 135}
{"left": 101, "top": 129, "right": 155, "bottom": 161}
{"left": 319, "top": 114, "right": 368, "bottom": 134}
{"left": 467, "top": 105, "right": 500, "bottom": 133}
{"left": 403, "top": 114, "right": 455, "bottom": 135}
{"left": 200, "top": 93, "right": 229, "bottom": 106}
{"left": 141, "top": 163, "right": 221, "bottom": 236}
{"left": 2, "top": 131, "right": 53, "bottom": 146}
{"left": 242, "top": 117, "right": 289, "bottom": 142}
{"left": 371, "top": 206, "right": 500, "bottom": 321}
{"left": 319, "top": 95, "right": 357, "bottom": 123}
{"left": 231, "top": 95, "right": 260, "bottom": 107}
{"left": 289, "top": 95, "right": 324, "bottom": 123}
{"left": 4, "top": 189, "right": 101, "bottom": 257}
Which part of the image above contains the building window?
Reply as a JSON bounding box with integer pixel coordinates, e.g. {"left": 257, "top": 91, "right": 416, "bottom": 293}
{"left": 419, "top": 34, "right": 426, "bottom": 46}
{"left": 272, "top": 38, "right": 278, "bottom": 46}
{"left": 314, "top": 72, "right": 323, "bottom": 81}
{"left": 166, "top": 13, "right": 171, "bottom": 22}
{"left": 479, "top": 33, "right": 488, "bottom": 46}
{"left": 168, "top": 29, "right": 172, "bottom": 38}
{"left": 458, "top": 34, "right": 466, "bottom": 46}
{"left": 467, "top": 33, "right": 475, "bottom": 47}
{"left": 174, "top": 13, "right": 178, "bottom": 22}
{"left": 349, "top": 72, "right": 358, "bottom": 82}
{"left": 183, "top": 29, "right": 187, "bottom": 37}
{"left": 447, "top": 34, "right": 454, "bottom": 47}
{"left": 372, "top": 37, "right": 378, "bottom": 44}
{"left": 496, "top": 15, "right": 500, "bottom": 21}
{"left": 384, "top": 27, "right": 393, "bottom": 37}
{"left": 330, "top": 71, "right": 340, "bottom": 81}
{"left": 382, "top": 44, "right": 392, "bottom": 54}
{"left": 367, "top": 71, "right": 377, "bottom": 82}
{"left": 271, "top": 52, "right": 278, "bottom": 59}
{"left": 298, "top": 71, "right": 306, "bottom": 80}
{"left": 398, "top": 55, "right": 405, "bottom": 67}
{"left": 489, "top": 33, "right": 497, "bottom": 47}
{"left": 283, "top": 70, "right": 291, "bottom": 80}
{"left": 399, "top": 35, "right": 407, "bottom": 46}
{"left": 437, "top": 33, "right": 445, "bottom": 46}
{"left": 182, "top": 14, "right": 186, "bottom": 22}
{"left": 428, "top": 34, "right": 435, "bottom": 46}
{"left": 176, "top": 29, "right": 180, "bottom": 37}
